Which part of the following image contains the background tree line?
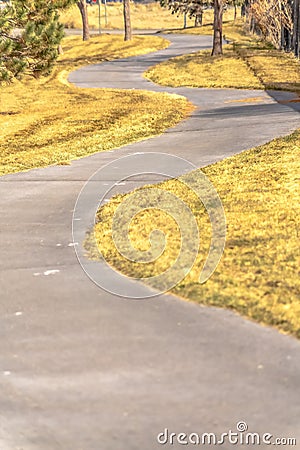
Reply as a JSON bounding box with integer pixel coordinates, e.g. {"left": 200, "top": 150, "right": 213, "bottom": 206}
{"left": 243, "top": 0, "right": 300, "bottom": 57}
{"left": 159, "top": 0, "right": 300, "bottom": 57}
{"left": 0, "top": 0, "right": 299, "bottom": 83}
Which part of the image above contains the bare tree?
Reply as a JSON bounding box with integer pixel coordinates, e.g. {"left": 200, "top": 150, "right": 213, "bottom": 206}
{"left": 249, "top": 0, "right": 293, "bottom": 48}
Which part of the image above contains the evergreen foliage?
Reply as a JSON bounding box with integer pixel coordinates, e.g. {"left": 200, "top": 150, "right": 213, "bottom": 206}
{"left": 0, "top": 0, "right": 72, "bottom": 81}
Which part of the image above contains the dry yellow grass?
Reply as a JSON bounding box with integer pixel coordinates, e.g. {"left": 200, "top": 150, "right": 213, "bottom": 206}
{"left": 59, "top": 33, "right": 169, "bottom": 67}
{"left": 0, "top": 34, "right": 193, "bottom": 176}
{"left": 90, "top": 130, "right": 300, "bottom": 338}
{"left": 169, "top": 14, "right": 245, "bottom": 37}
{"left": 145, "top": 20, "right": 300, "bottom": 93}
{"left": 77, "top": 17, "right": 300, "bottom": 339}
{"left": 59, "top": 3, "right": 238, "bottom": 31}
{"left": 145, "top": 46, "right": 263, "bottom": 89}
{"left": 235, "top": 44, "right": 300, "bottom": 92}
{"left": 60, "top": 2, "right": 194, "bottom": 30}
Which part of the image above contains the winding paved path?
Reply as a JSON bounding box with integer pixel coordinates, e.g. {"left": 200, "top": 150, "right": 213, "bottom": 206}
{"left": 1, "top": 34, "right": 300, "bottom": 450}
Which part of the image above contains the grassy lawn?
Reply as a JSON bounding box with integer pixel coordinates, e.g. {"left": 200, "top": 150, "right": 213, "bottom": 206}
{"left": 0, "top": 35, "right": 192, "bottom": 176}
{"left": 90, "top": 130, "right": 300, "bottom": 338}
{"left": 59, "top": 3, "right": 236, "bottom": 31}
{"left": 87, "top": 20, "right": 300, "bottom": 338}
{"left": 145, "top": 20, "right": 300, "bottom": 93}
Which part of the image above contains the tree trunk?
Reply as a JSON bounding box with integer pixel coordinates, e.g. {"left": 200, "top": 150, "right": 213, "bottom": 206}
{"left": 244, "top": 0, "right": 250, "bottom": 18}
{"left": 211, "top": 0, "right": 223, "bottom": 56}
{"left": 104, "top": 0, "right": 108, "bottom": 26}
{"left": 250, "top": 15, "right": 256, "bottom": 33}
{"left": 233, "top": 1, "right": 237, "bottom": 20}
{"left": 183, "top": 12, "right": 187, "bottom": 29}
{"left": 123, "top": 0, "right": 132, "bottom": 41}
{"left": 77, "top": 0, "right": 90, "bottom": 41}
{"left": 241, "top": 3, "right": 246, "bottom": 17}
{"left": 293, "top": 0, "right": 300, "bottom": 57}
{"left": 195, "top": 11, "right": 203, "bottom": 27}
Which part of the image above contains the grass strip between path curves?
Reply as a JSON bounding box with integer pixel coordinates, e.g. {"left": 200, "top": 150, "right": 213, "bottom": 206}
{"left": 0, "top": 34, "right": 193, "bottom": 176}
{"left": 145, "top": 20, "right": 300, "bottom": 93}
{"left": 85, "top": 21, "right": 300, "bottom": 337}
{"left": 86, "top": 22, "right": 300, "bottom": 338}
{"left": 89, "top": 130, "right": 300, "bottom": 338}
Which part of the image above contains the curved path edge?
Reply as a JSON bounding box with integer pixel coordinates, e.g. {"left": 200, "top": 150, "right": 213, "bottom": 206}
{"left": 0, "top": 34, "right": 300, "bottom": 450}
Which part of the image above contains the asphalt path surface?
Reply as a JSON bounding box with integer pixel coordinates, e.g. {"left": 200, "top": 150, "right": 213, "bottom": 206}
{"left": 1, "top": 34, "right": 300, "bottom": 450}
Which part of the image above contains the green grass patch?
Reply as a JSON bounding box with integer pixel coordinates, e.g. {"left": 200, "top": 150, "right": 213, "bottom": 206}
{"left": 89, "top": 130, "right": 300, "bottom": 338}
{"left": 0, "top": 34, "right": 193, "bottom": 176}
